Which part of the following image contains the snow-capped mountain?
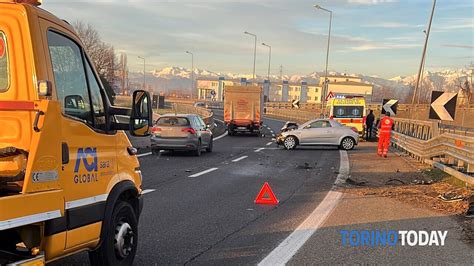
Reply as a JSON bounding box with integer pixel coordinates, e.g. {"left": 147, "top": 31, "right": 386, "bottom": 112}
{"left": 151, "top": 67, "right": 221, "bottom": 79}
{"left": 127, "top": 67, "right": 471, "bottom": 103}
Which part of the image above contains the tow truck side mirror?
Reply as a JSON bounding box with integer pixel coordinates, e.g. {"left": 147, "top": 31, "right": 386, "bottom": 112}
{"left": 130, "top": 90, "right": 152, "bottom": 136}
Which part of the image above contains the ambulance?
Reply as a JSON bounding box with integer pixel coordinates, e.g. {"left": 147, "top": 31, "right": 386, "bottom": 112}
{"left": 328, "top": 95, "right": 366, "bottom": 134}
{"left": 0, "top": 0, "right": 152, "bottom": 265}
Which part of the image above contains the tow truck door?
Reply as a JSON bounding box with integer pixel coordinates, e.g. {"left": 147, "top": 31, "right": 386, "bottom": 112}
{"left": 40, "top": 19, "right": 118, "bottom": 249}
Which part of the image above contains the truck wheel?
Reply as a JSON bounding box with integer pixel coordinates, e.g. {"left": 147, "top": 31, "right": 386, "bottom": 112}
{"left": 89, "top": 201, "right": 138, "bottom": 266}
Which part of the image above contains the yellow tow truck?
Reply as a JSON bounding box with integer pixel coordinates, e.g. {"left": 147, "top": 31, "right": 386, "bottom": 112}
{"left": 0, "top": 0, "right": 152, "bottom": 264}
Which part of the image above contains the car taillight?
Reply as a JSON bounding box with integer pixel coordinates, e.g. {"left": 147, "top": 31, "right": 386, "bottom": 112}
{"left": 151, "top": 127, "right": 161, "bottom": 133}
{"left": 351, "top": 127, "right": 358, "bottom": 133}
{"left": 329, "top": 116, "right": 334, "bottom": 119}
{"left": 182, "top": 127, "right": 196, "bottom": 134}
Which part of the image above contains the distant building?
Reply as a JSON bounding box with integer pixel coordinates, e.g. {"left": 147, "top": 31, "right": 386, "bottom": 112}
{"left": 197, "top": 77, "right": 236, "bottom": 100}
{"left": 270, "top": 82, "right": 322, "bottom": 103}
{"left": 196, "top": 74, "right": 373, "bottom": 103}
{"left": 320, "top": 75, "right": 373, "bottom": 100}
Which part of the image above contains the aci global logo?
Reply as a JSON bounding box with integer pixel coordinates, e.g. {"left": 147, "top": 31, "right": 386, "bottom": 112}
{"left": 73, "top": 147, "right": 99, "bottom": 184}
{"left": 340, "top": 230, "right": 448, "bottom": 247}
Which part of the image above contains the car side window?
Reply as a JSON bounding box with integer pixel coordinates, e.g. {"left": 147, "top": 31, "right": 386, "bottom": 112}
{"left": 47, "top": 30, "right": 93, "bottom": 125}
{"left": 309, "top": 120, "right": 331, "bottom": 128}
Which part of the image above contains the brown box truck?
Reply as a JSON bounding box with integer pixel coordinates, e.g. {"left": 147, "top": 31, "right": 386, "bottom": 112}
{"left": 223, "top": 86, "right": 263, "bottom": 136}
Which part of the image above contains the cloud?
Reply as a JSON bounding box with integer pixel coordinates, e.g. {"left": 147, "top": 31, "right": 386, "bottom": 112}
{"left": 441, "top": 44, "right": 474, "bottom": 50}
{"left": 362, "top": 22, "right": 424, "bottom": 28}
{"left": 347, "top": 0, "right": 397, "bottom": 5}
{"left": 433, "top": 17, "right": 474, "bottom": 32}
{"left": 350, "top": 43, "right": 421, "bottom": 51}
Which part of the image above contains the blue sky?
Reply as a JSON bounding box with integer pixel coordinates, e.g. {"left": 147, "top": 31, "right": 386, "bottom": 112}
{"left": 42, "top": 0, "right": 473, "bottom": 78}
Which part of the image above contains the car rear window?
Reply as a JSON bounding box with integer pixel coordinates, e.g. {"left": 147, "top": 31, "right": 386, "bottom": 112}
{"left": 333, "top": 106, "right": 363, "bottom": 118}
{"left": 156, "top": 117, "right": 190, "bottom": 126}
{"left": 0, "top": 32, "right": 9, "bottom": 92}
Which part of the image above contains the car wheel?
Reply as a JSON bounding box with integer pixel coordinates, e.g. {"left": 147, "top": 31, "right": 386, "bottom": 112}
{"left": 89, "top": 201, "right": 138, "bottom": 266}
{"left": 206, "top": 138, "right": 213, "bottom": 152}
{"left": 283, "top": 136, "right": 297, "bottom": 150}
{"left": 194, "top": 140, "right": 202, "bottom": 156}
{"left": 340, "top": 137, "right": 355, "bottom": 150}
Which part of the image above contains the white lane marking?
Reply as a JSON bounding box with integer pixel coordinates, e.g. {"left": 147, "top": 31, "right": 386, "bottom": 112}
{"left": 189, "top": 167, "right": 218, "bottom": 177}
{"left": 335, "top": 150, "right": 350, "bottom": 184}
{"left": 214, "top": 131, "right": 228, "bottom": 141}
{"left": 255, "top": 148, "right": 265, "bottom": 152}
{"left": 232, "top": 155, "right": 248, "bottom": 162}
{"left": 141, "top": 189, "right": 156, "bottom": 195}
{"left": 266, "top": 142, "right": 273, "bottom": 146}
{"left": 137, "top": 152, "right": 152, "bottom": 158}
{"left": 258, "top": 150, "right": 349, "bottom": 266}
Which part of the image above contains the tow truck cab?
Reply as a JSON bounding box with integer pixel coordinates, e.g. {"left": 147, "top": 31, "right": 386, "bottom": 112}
{"left": 0, "top": 0, "right": 152, "bottom": 265}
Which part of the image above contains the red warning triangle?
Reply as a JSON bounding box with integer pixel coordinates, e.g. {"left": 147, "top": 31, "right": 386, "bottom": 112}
{"left": 254, "top": 182, "right": 279, "bottom": 205}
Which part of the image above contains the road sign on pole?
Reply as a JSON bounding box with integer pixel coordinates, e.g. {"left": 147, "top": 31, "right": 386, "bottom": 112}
{"left": 325, "top": 91, "right": 334, "bottom": 101}
{"left": 429, "top": 91, "right": 457, "bottom": 121}
{"left": 382, "top": 99, "right": 398, "bottom": 116}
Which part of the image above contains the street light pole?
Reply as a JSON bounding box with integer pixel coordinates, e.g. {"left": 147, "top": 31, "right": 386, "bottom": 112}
{"left": 137, "top": 56, "right": 146, "bottom": 91}
{"left": 244, "top": 31, "right": 257, "bottom": 83}
{"left": 314, "top": 4, "right": 332, "bottom": 117}
{"left": 186, "top": 51, "right": 194, "bottom": 99}
{"left": 412, "top": 0, "right": 436, "bottom": 105}
{"left": 262, "top": 43, "right": 271, "bottom": 82}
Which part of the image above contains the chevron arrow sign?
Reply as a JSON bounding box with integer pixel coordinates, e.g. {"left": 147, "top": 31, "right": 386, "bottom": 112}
{"left": 292, "top": 99, "right": 300, "bottom": 109}
{"left": 429, "top": 91, "right": 457, "bottom": 121}
{"left": 382, "top": 99, "right": 398, "bottom": 116}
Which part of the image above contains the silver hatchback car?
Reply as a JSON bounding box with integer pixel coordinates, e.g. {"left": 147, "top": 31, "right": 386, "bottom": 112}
{"left": 151, "top": 114, "right": 213, "bottom": 156}
{"left": 276, "top": 119, "right": 359, "bottom": 150}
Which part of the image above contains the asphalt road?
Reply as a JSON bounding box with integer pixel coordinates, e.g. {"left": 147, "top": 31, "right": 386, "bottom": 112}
{"left": 53, "top": 111, "right": 341, "bottom": 265}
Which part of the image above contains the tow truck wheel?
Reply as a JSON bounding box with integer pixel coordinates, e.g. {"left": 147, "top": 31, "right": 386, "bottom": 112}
{"left": 89, "top": 201, "right": 138, "bottom": 266}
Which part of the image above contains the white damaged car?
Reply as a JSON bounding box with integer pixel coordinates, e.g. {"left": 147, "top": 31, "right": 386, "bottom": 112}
{"left": 276, "top": 119, "right": 359, "bottom": 150}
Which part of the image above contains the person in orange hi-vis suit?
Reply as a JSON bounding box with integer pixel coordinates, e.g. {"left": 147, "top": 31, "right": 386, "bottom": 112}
{"left": 377, "top": 112, "right": 394, "bottom": 157}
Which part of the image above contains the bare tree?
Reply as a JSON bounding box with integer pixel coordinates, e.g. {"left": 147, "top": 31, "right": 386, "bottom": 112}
{"left": 72, "top": 21, "right": 116, "bottom": 102}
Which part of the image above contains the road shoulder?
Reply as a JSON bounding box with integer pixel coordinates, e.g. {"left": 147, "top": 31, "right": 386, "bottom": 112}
{"left": 288, "top": 141, "right": 473, "bottom": 264}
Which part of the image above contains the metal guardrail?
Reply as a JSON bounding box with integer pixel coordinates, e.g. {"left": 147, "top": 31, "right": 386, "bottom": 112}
{"left": 390, "top": 118, "right": 474, "bottom": 185}
{"left": 264, "top": 108, "right": 317, "bottom": 123}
